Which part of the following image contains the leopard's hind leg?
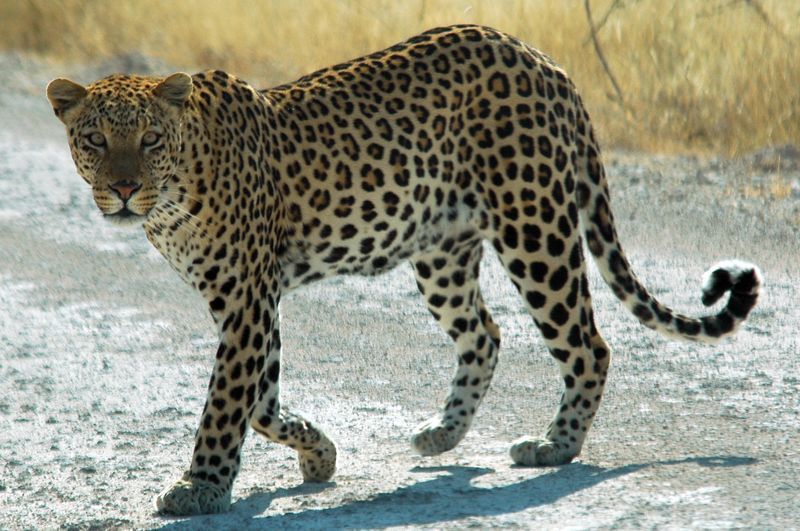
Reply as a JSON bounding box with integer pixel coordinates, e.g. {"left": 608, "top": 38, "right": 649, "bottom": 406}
{"left": 410, "top": 232, "right": 502, "bottom": 456}
{"left": 495, "top": 227, "right": 611, "bottom": 465}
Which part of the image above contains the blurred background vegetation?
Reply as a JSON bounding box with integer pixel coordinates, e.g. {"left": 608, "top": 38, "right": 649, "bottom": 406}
{"left": 0, "top": 0, "right": 797, "bottom": 155}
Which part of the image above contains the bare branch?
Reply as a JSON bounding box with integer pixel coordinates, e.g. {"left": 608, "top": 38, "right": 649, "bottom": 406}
{"left": 743, "top": 0, "right": 789, "bottom": 42}
{"left": 698, "top": 0, "right": 788, "bottom": 42}
{"left": 697, "top": 0, "right": 740, "bottom": 19}
{"left": 582, "top": 0, "right": 624, "bottom": 45}
{"left": 583, "top": 0, "right": 625, "bottom": 107}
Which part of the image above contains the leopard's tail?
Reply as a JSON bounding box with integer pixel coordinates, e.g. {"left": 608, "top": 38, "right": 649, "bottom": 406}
{"left": 573, "top": 104, "right": 761, "bottom": 343}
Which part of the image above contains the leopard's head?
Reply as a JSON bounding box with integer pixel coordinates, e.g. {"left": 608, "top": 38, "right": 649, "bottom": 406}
{"left": 47, "top": 73, "right": 193, "bottom": 227}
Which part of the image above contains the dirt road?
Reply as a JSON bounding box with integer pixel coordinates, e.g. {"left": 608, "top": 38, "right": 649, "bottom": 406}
{"left": 1, "top": 54, "right": 798, "bottom": 529}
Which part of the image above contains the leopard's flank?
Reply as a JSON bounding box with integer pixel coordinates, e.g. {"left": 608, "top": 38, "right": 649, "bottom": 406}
{"left": 47, "top": 25, "right": 761, "bottom": 516}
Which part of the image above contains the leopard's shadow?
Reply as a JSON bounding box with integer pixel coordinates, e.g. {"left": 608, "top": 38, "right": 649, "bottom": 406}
{"left": 156, "top": 456, "right": 755, "bottom": 529}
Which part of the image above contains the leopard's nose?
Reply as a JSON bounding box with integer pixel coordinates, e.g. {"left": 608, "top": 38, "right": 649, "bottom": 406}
{"left": 109, "top": 180, "right": 142, "bottom": 201}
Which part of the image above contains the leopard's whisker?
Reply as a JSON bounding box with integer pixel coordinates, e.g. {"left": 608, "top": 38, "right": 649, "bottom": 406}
{"left": 152, "top": 200, "right": 206, "bottom": 236}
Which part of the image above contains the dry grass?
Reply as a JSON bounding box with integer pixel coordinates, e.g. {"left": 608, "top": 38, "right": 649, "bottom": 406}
{"left": 1, "top": 0, "right": 798, "bottom": 155}
{"left": 740, "top": 176, "right": 795, "bottom": 199}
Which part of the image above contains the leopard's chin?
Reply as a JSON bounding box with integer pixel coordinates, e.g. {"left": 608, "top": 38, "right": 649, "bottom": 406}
{"left": 103, "top": 207, "right": 147, "bottom": 228}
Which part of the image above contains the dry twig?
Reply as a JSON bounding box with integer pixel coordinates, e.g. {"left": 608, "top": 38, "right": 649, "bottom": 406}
{"left": 583, "top": 0, "right": 625, "bottom": 107}
{"left": 699, "top": 0, "right": 789, "bottom": 41}
{"left": 742, "top": 0, "right": 789, "bottom": 42}
{"left": 582, "top": 0, "right": 624, "bottom": 45}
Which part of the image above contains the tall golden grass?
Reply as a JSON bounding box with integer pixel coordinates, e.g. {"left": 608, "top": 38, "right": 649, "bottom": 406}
{"left": 1, "top": 0, "right": 797, "bottom": 154}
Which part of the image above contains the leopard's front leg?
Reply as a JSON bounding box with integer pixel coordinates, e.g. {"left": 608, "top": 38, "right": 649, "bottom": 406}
{"left": 248, "top": 313, "right": 337, "bottom": 484}
{"left": 156, "top": 282, "right": 276, "bottom": 516}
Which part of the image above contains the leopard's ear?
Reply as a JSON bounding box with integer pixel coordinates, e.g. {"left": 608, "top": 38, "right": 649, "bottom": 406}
{"left": 153, "top": 73, "right": 193, "bottom": 107}
{"left": 46, "top": 78, "right": 87, "bottom": 123}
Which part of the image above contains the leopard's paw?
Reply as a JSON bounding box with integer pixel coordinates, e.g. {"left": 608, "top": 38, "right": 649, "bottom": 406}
{"left": 509, "top": 437, "right": 577, "bottom": 467}
{"left": 410, "top": 417, "right": 464, "bottom": 456}
{"left": 299, "top": 435, "right": 337, "bottom": 482}
{"left": 156, "top": 472, "right": 231, "bottom": 516}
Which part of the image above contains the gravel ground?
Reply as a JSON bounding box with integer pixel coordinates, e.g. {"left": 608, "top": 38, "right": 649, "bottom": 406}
{"left": 1, "top": 53, "right": 799, "bottom": 530}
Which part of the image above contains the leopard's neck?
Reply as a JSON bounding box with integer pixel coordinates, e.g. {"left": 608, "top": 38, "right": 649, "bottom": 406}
{"left": 144, "top": 80, "right": 286, "bottom": 297}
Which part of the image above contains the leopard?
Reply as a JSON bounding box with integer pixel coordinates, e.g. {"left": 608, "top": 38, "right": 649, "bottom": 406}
{"left": 46, "top": 24, "right": 762, "bottom": 516}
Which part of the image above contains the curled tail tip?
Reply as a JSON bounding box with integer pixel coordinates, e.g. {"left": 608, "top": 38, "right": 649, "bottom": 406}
{"left": 701, "top": 260, "right": 762, "bottom": 309}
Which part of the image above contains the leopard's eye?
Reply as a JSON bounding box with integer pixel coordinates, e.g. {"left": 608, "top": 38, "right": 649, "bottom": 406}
{"left": 142, "top": 131, "right": 161, "bottom": 147}
{"left": 85, "top": 132, "right": 106, "bottom": 148}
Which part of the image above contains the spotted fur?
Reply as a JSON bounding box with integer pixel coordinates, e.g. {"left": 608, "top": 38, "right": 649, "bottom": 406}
{"left": 47, "top": 25, "right": 761, "bottom": 515}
